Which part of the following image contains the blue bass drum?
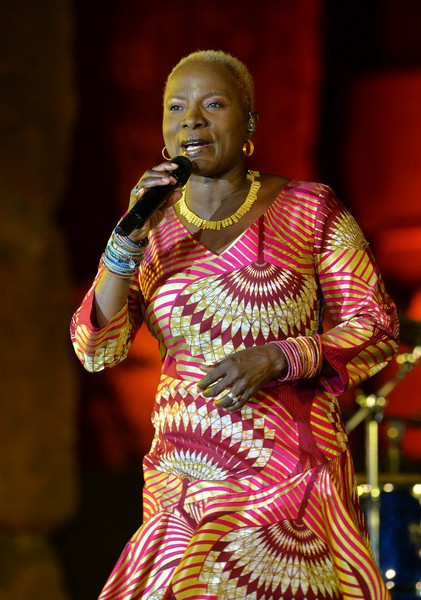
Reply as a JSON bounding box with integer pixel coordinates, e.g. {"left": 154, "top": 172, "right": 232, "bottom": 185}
{"left": 359, "top": 478, "right": 421, "bottom": 597}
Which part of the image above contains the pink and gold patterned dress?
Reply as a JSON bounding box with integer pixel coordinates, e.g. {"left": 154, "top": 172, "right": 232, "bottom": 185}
{"left": 71, "top": 181, "right": 399, "bottom": 599}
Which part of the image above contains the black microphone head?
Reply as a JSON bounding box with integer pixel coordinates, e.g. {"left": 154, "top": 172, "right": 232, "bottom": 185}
{"left": 170, "top": 155, "right": 193, "bottom": 186}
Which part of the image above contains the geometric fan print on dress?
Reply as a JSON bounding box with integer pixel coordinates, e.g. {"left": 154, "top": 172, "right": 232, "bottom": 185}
{"left": 328, "top": 209, "right": 368, "bottom": 250}
{"left": 201, "top": 519, "right": 342, "bottom": 599}
{"left": 153, "top": 394, "right": 276, "bottom": 479}
{"left": 171, "top": 264, "right": 318, "bottom": 363}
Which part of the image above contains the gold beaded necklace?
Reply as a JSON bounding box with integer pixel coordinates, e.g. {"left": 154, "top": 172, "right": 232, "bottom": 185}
{"left": 178, "top": 170, "right": 261, "bottom": 230}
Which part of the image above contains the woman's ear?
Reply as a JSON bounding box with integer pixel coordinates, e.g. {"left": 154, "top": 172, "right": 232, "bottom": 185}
{"left": 248, "top": 110, "right": 259, "bottom": 137}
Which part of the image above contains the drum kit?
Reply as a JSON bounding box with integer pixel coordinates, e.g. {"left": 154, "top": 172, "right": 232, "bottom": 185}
{"left": 345, "top": 314, "right": 421, "bottom": 597}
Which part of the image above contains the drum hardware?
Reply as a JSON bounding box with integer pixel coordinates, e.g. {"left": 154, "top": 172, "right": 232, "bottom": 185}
{"left": 384, "top": 415, "right": 421, "bottom": 475}
{"left": 409, "top": 521, "right": 421, "bottom": 559}
{"left": 346, "top": 345, "right": 421, "bottom": 567}
{"left": 357, "top": 481, "right": 421, "bottom": 592}
{"left": 385, "top": 418, "right": 405, "bottom": 474}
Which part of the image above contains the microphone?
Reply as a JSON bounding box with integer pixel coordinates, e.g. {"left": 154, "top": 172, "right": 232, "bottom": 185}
{"left": 115, "top": 155, "right": 193, "bottom": 236}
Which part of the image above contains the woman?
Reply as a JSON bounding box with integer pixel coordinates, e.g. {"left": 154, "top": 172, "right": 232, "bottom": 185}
{"left": 71, "top": 50, "right": 399, "bottom": 599}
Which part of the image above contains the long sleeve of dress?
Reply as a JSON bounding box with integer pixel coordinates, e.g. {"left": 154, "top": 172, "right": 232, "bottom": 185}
{"left": 70, "top": 262, "right": 144, "bottom": 372}
{"left": 313, "top": 185, "right": 399, "bottom": 394}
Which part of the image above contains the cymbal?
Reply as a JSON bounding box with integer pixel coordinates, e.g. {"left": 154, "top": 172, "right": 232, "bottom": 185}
{"left": 356, "top": 472, "right": 421, "bottom": 486}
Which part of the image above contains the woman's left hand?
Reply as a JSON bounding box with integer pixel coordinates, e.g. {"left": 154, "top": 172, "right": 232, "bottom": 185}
{"left": 197, "top": 344, "right": 287, "bottom": 412}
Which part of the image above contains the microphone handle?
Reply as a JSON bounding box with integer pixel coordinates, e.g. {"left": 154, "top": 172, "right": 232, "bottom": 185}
{"left": 114, "top": 183, "right": 174, "bottom": 236}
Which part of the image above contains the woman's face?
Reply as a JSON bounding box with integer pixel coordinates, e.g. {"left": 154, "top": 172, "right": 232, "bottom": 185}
{"left": 163, "top": 62, "right": 249, "bottom": 177}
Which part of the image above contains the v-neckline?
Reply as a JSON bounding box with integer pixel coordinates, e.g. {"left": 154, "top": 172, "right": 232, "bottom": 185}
{"left": 171, "top": 179, "right": 294, "bottom": 257}
{"left": 171, "top": 206, "right": 254, "bottom": 257}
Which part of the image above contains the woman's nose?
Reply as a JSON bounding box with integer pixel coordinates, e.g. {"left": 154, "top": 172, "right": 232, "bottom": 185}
{"left": 181, "top": 107, "right": 207, "bottom": 129}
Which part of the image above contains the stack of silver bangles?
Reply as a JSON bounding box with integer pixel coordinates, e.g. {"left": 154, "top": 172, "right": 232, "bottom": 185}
{"left": 102, "top": 230, "right": 149, "bottom": 279}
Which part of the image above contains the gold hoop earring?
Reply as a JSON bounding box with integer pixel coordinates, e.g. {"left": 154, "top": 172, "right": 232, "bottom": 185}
{"left": 161, "top": 146, "right": 172, "bottom": 161}
{"left": 242, "top": 140, "right": 254, "bottom": 157}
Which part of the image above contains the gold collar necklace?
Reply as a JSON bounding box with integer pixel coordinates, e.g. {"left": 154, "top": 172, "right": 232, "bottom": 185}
{"left": 178, "top": 170, "right": 261, "bottom": 230}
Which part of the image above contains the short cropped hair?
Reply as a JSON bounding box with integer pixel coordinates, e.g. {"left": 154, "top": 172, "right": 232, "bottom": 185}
{"left": 165, "top": 50, "right": 255, "bottom": 113}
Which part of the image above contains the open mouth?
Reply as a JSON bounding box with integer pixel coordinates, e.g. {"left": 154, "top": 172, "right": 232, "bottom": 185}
{"left": 181, "top": 138, "right": 211, "bottom": 155}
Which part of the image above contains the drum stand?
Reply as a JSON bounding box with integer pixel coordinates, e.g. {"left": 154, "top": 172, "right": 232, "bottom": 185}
{"left": 345, "top": 345, "right": 421, "bottom": 564}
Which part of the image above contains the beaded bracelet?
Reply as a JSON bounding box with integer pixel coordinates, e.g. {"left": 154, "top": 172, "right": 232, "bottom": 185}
{"left": 271, "top": 335, "right": 322, "bottom": 381}
{"left": 102, "top": 230, "right": 149, "bottom": 279}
